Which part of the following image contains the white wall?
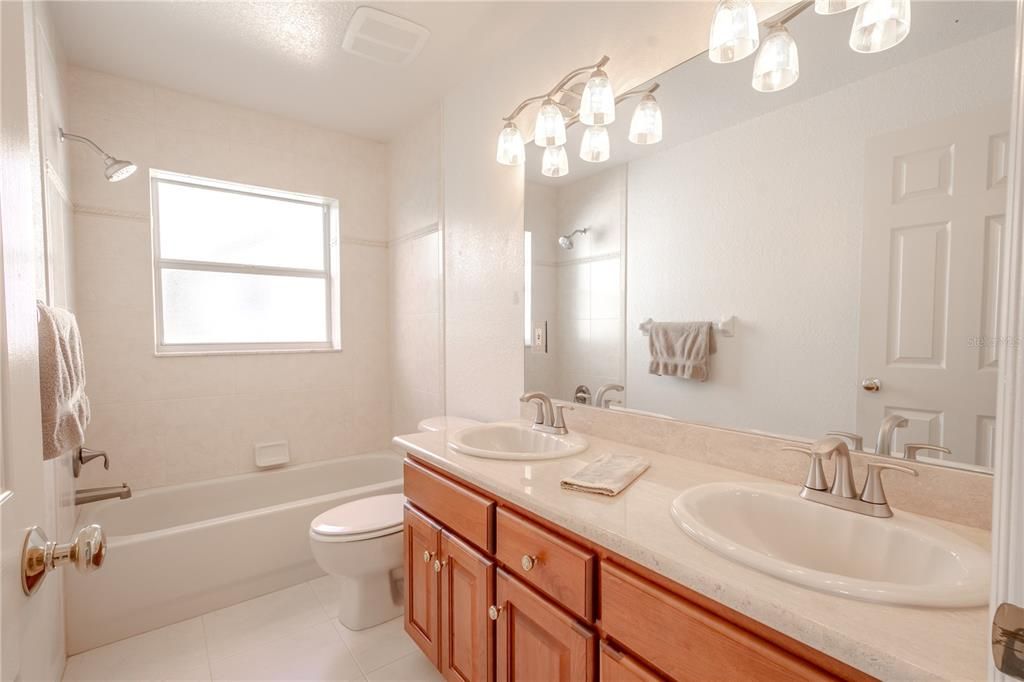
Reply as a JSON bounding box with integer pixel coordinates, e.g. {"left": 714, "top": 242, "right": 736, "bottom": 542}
{"left": 67, "top": 67, "right": 391, "bottom": 491}
{"left": 389, "top": 106, "right": 444, "bottom": 435}
{"left": 626, "top": 28, "right": 1015, "bottom": 439}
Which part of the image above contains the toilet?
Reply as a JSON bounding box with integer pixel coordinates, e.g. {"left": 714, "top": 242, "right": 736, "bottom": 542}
{"left": 309, "top": 492, "right": 405, "bottom": 630}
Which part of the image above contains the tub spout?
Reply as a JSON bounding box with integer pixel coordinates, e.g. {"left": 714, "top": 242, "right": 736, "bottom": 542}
{"left": 75, "top": 483, "right": 131, "bottom": 506}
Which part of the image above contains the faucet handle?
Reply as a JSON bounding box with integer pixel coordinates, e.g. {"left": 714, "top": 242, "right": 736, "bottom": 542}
{"left": 552, "top": 404, "right": 573, "bottom": 429}
{"left": 903, "top": 443, "right": 952, "bottom": 461}
{"left": 782, "top": 446, "right": 830, "bottom": 491}
{"left": 860, "top": 461, "right": 918, "bottom": 506}
{"left": 826, "top": 431, "right": 864, "bottom": 451}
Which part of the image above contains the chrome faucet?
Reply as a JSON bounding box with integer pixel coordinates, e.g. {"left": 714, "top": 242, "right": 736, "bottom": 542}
{"left": 783, "top": 436, "right": 917, "bottom": 518}
{"left": 75, "top": 483, "right": 131, "bottom": 506}
{"left": 594, "top": 383, "right": 624, "bottom": 409}
{"left": 875, "top": 414, "right": 908, "bottom": 456}
{"left": 519, "top": 392, "right": 572, "bottom": 435}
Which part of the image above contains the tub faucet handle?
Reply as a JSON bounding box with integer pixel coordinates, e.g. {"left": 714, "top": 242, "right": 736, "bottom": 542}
{"left": 74, "top": 447, "right": 109, "bottom": 478}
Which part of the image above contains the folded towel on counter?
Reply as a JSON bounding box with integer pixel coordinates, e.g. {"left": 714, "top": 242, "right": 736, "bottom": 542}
{"left": 560, "top": 454, "right": 649, "bottom": 496}
{"left": 648, "top": 321, "right": 716, "bottom": 381}
{"left": 37, "top": 301, "right": 90, "bottom": 460}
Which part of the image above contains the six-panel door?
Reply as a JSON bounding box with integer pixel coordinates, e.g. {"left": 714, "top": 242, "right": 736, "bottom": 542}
{"left": 404, "top": 504, "right": 442, "bottom": 666}
{"left": 495, "top": 569, "right": 595, "bottom": 682}
{"left": 440, "top": 530, "right": 495, "bottom": 681}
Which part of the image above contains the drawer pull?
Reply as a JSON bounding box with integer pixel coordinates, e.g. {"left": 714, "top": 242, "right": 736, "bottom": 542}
{"left": 422, "top": 550, "right": 434, "bottom": 563}
{"left": 433, "top": 558, "right": 446, "bottom": 573}
{"left": 521, "top": 554, "right": 538, "bottom": 572}
{"left": 488, "top": 605, "right": 503, "bottom": 621}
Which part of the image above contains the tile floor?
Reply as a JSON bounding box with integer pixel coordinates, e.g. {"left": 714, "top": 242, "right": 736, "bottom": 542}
{"left": 62, "top": 576, "right": 442, "bottom": 681}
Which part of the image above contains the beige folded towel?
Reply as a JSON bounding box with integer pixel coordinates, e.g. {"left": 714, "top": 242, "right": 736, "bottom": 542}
{"left": 648, "top": 321, "right": 716, "bottom": 381}
{"left": 37, "top": 301, "right": 90, "bottom": 460}
{"left": 560, "top": 454, "right": 649, "bottom": 496}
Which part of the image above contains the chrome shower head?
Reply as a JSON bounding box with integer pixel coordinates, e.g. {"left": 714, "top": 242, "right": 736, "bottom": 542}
{"left": 60, "top": 128, "right": 137, "bottom": 183}
{"left": 558, "top": 228, "right": 588, "bottom": 250}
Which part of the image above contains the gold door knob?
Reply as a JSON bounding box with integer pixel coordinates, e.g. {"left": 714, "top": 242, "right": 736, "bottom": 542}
{"left": 862, "top": 378, "right": 882, "bottom": 392}
{"left": 521, "top": 555, "right": 538, "bottom": 572}
{"left": 422, "top": 550, "right": 434, "bottom": 563}
{"left": 433, "top": 558, "right": 446, "bottom": 573}
{"left": 22, "top": 524, "right": 106, "bottom": 596}
{"left": 488, "top": 605, "right": 502, "bottom": 621}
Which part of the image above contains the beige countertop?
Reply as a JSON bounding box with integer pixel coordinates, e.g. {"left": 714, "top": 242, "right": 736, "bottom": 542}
{"left": 393, "top": 424, "right": 991, "bottom": 682}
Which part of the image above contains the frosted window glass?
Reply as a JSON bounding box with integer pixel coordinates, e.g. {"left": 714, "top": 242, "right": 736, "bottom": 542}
{"left": 158, "top": 182, "right": 325, "bottom": 270}
{"left": 161, "top": 269, "right": 327, "bottom": 344}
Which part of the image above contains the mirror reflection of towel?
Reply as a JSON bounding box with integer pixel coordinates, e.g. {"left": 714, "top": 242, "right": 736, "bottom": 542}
{"left": 37, "top": 301, "right": 90, "bottom": 459}
{"left": 648, "top": 321, "right": 716, "bottom": 382}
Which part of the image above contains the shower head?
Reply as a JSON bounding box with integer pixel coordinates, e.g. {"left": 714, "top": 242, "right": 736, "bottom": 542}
{"left": 60, "top": 128, "right": 137, "bottom": 183}
{"left": 558, "top": 228, "right": 588, "bottom": 250}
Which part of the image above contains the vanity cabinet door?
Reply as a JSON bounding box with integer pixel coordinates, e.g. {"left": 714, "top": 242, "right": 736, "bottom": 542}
{"left": 495, "top": 569, "right": 595, "bottom": 682}
{"left": 405, "top": 504, "right": 442, "bottom": 667}
{"left": 440, "top": 530, "right": 495, "bottom": 682}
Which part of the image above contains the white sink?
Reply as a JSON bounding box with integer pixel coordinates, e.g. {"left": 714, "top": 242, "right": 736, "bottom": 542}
{"left": 448, "top": 421, "right": 588, "bottom": 460}
{"left": 670, "top": 482, "right": 989, "bottom": 608}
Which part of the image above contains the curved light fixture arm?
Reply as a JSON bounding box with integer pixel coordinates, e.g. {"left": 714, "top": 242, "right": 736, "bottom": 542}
{"left": 58, "top": 128, "right": 115, "bottom": 162}
{"left": 772, "top": 0, "right": 813, "bottom": 27}
{"left": 502, "top": 55, "right": 611, "bottom": 122}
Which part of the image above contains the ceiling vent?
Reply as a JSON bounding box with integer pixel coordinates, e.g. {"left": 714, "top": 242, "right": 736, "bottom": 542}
{"left": 341, "top": 6, "right": 430, "bottom": 66}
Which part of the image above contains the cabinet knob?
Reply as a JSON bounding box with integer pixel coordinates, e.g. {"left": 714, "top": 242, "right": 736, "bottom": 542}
{"left": 488, "top": 605, "right": 502, "bottom": 621}
{"left": 521, "top": 554, "right": 538, "bottom": 572}
{"left": 422, "top": 550, "right": 434, "bottom": 563}
{"left": 433, "top": 558, "right": 446, "bottom": 573}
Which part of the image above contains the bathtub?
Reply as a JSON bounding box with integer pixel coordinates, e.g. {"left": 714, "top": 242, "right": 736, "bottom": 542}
{"left": 66, "top": 452, "right": 403, "bottom": 654}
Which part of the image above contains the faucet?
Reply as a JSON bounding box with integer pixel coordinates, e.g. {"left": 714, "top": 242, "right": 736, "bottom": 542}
{"left": 519, "top": 392, "right": 572, "bottom": 435}
{"left": 904, "top": 443, "right": 953, "bottom": 461}
{"left": 73, "top": 447, "right": 109, "bottom": 478}
{"left": 594, "top": 384, "right": 624, "bottom": 409}
{"left": 75, "top": 483, "right": 131, "bottom": 506}
{"left": 875, "top": 414, "right": 908, "bottom": 456}
{"left": 783, "top": 436, "right": 917, "bottom": 518}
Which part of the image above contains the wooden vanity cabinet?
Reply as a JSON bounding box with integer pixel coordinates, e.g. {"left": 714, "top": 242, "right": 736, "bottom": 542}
{"left": 403, "top": 456, "right": 872, "bottom": 682}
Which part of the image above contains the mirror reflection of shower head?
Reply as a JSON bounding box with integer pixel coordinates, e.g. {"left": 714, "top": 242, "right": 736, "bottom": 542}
{"left": 59, "top": 128, "right": 137, "bottom": 182}
{"left": 558, "top": 228, "right": 588, "bottom": 250}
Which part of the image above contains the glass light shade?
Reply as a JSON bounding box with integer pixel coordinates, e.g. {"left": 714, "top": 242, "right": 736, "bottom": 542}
{"left": 709, "top": 0, "right": 760, "bottom": 64}
{"left": 495, "top": 122, "right": 525, "bottom": 166}
{"left": 628, "top": 94, "right": 663, "bottom": 145}
{"left": 580, "top": 69, "right": 616, "bottom": 126}
{"left": 752, "top": 26, "right": 799, "bottom": 93}
{"left": 534, "top": 99, "right": 567, "bottom": 147}
{"left": 849, "top": 0, "right": 911, "bottom": 54}
{"left": 814, "top": 0, "right": 866, "bottom": 14}
{"left": 541, "top": 145, "right": 569, "bottom": 178}
{"left": 579, "top": 126, "right": 610, "bottom": 163}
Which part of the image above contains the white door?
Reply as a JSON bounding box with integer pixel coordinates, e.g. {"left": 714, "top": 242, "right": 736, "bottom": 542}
{"left": 858, "top": 104, "right": 1009, "bottom": 467}
{"left": 1, "top": 2, "right": 53, "bottom": 680}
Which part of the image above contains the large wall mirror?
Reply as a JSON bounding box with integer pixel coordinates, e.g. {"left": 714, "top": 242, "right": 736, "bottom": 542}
{"left": 524, "top": 1, "right": 1015, "bottom": 473}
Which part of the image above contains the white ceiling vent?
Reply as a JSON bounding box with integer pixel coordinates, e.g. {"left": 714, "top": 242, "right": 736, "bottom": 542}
{"left": 341, "top": 6, "right": 430, "bottom": 66}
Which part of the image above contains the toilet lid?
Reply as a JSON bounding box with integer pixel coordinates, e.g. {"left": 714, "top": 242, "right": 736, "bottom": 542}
{"left": 311, "top": 493, "right": 404, "bottom": 537}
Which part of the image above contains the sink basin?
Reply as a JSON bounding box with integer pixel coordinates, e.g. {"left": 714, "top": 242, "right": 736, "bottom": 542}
{"left": 448, "top": 422, "right": 588, "bottom": 460}
{"left": 670, "top": 482, "right": 989, "bottom": 607}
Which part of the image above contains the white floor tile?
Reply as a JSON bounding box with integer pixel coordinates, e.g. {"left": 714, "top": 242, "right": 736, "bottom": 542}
{"left": 332, "top": 616, "right": 418, "bottom": 674}
{"left": 62, "top": 617, "right": 210, "bottom": 681}
{"left": 308, "top": 574, "right": 340, "bottom": 618}
{"left": 364, "top": 651, "right": 442, "bottom": 682}
{"left": 209, "top": 621, "right": 363, "bottom": 681}
{"left": 202, "top": 583, "right": 330, "bottom": 660}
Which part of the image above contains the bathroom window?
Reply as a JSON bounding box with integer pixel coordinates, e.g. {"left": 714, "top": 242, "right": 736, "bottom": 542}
{"left": 150, "top": 171, "right": 340, "bottom": 354}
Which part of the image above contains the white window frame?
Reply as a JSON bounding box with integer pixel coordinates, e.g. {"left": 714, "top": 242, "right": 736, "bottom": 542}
{"left": 150, "top": 170, "right": 341, "bottom": 356}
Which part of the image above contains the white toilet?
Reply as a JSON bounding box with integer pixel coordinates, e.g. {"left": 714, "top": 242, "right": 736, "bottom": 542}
{"left": 309, "top": 492, "right": 405, "bottom": 630}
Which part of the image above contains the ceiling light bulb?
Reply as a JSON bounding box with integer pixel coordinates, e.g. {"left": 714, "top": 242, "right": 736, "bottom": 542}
{"left": 496, "top": 122, "right": 525, "bottom": 166}
{"left": 849, "top": 0, "right": 911, "bottom": 54}
{"left": 814, "top": 0, "right": 866, "bottom": 15}
{"left": 534, "top": 99, "right": 567, "bottom": 148}
{"left": 709, "top": 0, "right": 760, "bottom": 64}
{"left": 542, "top": 145, "right": 569, "bottom": 178}
{"left": 579, "top": 126, "right": 610, "bottom": 163}
{"left": 629, "top": 93, "right": 663, "bottom": 145}
{"left": 580, "top": 68, "right": 616, "bottom": 126}
{"left": 752, "top": 25, "right": 799, "bottom": 93}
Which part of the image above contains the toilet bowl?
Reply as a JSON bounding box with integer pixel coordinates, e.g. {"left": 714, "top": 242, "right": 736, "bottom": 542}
{"left": 309, "top": 493, "right": 404, "bottom": 630}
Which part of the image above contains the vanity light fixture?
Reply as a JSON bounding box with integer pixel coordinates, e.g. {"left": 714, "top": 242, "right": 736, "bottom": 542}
{"left": 709, "top": 0, "right": 760, "bottom": 64}
{"left": 814, "top": 0, "right": 866, "bottom": 15}
{"left": 752, "top": 24, "right": 799, "bottom": 93}
{"left": 496, "top": 56, "right": 662, "bottom": 177}
{"left": 850, "top": 0, "right": 911, "bottom": 54}
{"left": 59, "top": 128, "right": 137, "bottom": 182}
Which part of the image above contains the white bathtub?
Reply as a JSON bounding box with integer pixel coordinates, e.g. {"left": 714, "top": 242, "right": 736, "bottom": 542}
{"left": 66, "top": 452, "right": 403, "bottom": 654}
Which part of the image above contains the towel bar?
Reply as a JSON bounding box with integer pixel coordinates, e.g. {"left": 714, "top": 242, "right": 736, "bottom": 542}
{"left": 639, "top": 316, "right": 736, "bottom": 338}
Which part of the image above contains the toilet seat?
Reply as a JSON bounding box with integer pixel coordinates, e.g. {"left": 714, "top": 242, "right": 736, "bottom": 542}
{"left": 310, "top": 493, "right": 404, "bottom": 543}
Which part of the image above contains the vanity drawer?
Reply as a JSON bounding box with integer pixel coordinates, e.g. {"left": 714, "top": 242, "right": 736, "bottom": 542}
{"left": 600, "top": 641, "right": 663, "bottom": 681}
{"left": 404, "top": 458, "right": 495, "bottom": 552}
{"left": 600, "top": 562, "right": 836, "bottom": 681}
{"left": 495, "top": 507, "right": 595, "bottom": 621}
